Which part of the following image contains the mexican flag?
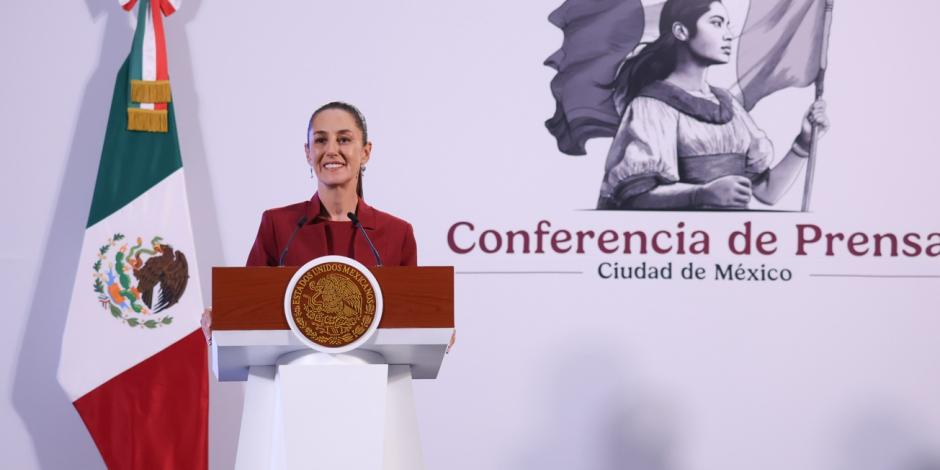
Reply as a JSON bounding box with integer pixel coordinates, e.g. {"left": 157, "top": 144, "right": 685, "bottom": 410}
{"left": 56, "top": 0, "right": 208, "bottom": 468}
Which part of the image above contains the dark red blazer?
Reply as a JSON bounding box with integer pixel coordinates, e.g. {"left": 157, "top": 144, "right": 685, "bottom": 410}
{"left": 246, "top": 193, "right": 417, "bottom": 267}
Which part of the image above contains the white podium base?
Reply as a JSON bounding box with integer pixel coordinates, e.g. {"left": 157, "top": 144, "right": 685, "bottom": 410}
{"left": 233, "top": 350, "right": 424, "bottom": 470}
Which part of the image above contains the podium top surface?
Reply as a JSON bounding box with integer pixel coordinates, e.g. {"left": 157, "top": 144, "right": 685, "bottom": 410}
{"left": 210, "top": 266, "right": 455, "bottom": 381}
{"left": 212, "top": 266, "right": 454, "bottom": 331}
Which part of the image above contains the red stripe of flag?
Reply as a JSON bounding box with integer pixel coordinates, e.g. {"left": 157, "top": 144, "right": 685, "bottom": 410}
{"left": 73, "top": 330, "right": 208, "bottom": 470}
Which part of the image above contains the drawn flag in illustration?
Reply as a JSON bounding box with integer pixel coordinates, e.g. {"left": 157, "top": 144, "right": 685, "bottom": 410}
{"left": 56, "top": 0, "right": 208, "bottom": 469}
{"left": 544, "top": 0, "right": 655, "bottom": 156}
{"left": 736, "top": 0, "right": 829, "bottom": 110}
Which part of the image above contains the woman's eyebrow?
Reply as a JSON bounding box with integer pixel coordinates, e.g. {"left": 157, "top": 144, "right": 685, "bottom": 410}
{"left": 709, "top": 14, "right": 726, "bottom": 22}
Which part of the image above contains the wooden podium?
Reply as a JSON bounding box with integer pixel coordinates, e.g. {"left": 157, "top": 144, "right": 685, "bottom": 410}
{"left": 211, "top": 265, "right": 454, "bottom": 470}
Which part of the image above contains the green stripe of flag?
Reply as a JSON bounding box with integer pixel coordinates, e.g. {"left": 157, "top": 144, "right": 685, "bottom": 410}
{"left": 87, "top": 57, "right": 182, "bottom": 228}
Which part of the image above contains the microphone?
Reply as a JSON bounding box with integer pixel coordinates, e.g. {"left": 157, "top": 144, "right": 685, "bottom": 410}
{"left": 347, "top": 212, "right": 382, "bottom": 266}
{"left": 278, "top": 215, "right": 308, "bottom": 266}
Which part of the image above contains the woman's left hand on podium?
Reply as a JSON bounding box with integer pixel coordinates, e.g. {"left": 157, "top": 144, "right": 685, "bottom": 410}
{"left": 446, "top": 330, "right": 456, "bottom": 354}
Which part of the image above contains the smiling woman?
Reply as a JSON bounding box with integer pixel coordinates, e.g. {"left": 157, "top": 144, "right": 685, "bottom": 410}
{"left": 245, "top": 102, "right": 418, "bottom": 267}
{"left": 307, "top": 102, "right": 371, "bottom": 199}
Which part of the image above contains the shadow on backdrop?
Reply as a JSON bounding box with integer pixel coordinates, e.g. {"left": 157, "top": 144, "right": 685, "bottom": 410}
{"left": 11, "top": 2, "right": 129, "bottom": 468}
{"left": 163, "top": 2, "right": 246, "bottom": 470}
{"left": 838, "top": 407, "right": 940, "bottom": 470}
{"left": 12, "top": 1, "right": 233, "bottom": 468}
{"left": 514, "top": 347, "right": 681, "bottom": 470}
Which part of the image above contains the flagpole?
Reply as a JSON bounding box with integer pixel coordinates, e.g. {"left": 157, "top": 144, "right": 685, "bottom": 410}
{"left": 801, "top": 0, "right": 835, "bottom": 212}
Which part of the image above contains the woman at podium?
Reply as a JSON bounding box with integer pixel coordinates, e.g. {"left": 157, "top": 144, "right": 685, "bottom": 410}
{"left": 246, "top": 102, "right": 417, "bottom": 267}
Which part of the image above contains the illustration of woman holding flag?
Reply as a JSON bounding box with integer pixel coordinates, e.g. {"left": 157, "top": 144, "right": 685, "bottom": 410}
{"left": 545, "top": 0, "right": 833, "bottom": 210}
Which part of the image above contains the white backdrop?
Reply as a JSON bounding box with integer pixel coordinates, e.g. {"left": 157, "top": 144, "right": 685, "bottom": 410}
{"left": 3, "top": 1, "right": 940, "bottom": 469}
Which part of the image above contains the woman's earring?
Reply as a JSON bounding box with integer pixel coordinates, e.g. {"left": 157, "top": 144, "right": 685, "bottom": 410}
{"left": 310, "top": 167, "right": 314, "bottom": 179}
{"left": 360, "top": 165, "right": 367, "bottom": 174}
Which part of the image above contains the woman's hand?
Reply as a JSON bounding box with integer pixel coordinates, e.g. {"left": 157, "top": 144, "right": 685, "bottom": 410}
{"left": 696, "top": 175, "right": 752, "bottom": 207}
{"left": 797, "top": 99, "right": 830, "bottom": 148}
{"left": 201, "top": 307, "right": 212, "bottom": 345}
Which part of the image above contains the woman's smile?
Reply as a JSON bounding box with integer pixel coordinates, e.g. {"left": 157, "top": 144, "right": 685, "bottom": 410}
{"left": 321, "top": 160, "right": 347, "bottom": 170}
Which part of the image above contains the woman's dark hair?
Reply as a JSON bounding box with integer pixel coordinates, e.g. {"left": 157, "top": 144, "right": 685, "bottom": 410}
{"left": 609, "top": 0, "right": 719, "bottom": 113}
{"left": 307, "top": 101, "right": 369, "bottom": 197}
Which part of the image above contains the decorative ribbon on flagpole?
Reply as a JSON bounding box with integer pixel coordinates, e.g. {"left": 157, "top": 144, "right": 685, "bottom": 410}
{"left": 801, "top": 0, "right": 834, "bottom": 212}
{"left": 121, "top": 0, "right": 180, "bottom": 133}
